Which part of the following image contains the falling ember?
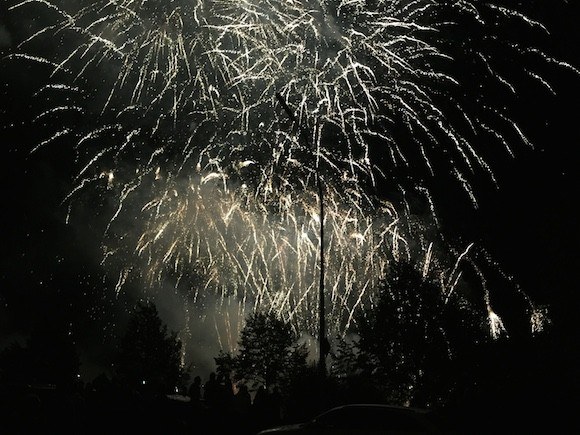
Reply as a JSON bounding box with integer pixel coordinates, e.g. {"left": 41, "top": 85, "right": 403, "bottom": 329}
{"left": 530, "top": 307, "right": 551, "bottom": 335}
{"left": 102, "top": 171, "right": 115, "bottom": 189}
{"left": 487, "top": 309, "right": 508, "bottom": 340}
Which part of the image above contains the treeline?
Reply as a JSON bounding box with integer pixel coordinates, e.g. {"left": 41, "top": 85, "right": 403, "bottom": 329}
{"left": 0, "top": 261, "right": 565, "bottom": 433}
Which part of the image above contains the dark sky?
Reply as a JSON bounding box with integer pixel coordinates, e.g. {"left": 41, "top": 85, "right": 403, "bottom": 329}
{"left": 1, "top": 2, "right": 579, "bottom": 381}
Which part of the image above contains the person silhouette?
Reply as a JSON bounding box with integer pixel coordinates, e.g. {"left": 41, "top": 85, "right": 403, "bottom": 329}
{"left": 188, "top": 376, "right": 201, "bottom": 403}
{"left": 234, "top": 384, "right": 251, "bottom": 417}
{"left": 270, "top": 386, "right": 283, "bottom": 423}
{"left": 232, "top": 383, "right": 252, "bottom": 434}
{"left": 222, "top": 376, "right": 234, "bottom": 411}
{"left": 203, "top": 372, "right": 218, "bottom": 409}
{"left": 252, "top": 385, "right": 269, "bottom": 429}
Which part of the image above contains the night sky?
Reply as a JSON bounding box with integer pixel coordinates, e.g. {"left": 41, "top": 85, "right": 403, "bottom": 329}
{"left": 1, "top": 1, "right": 579, "bottom": 386}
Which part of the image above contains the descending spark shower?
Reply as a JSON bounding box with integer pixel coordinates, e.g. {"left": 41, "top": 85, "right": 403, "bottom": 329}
{"left": 7, "top": 0, "right": 568, "bottom": 346}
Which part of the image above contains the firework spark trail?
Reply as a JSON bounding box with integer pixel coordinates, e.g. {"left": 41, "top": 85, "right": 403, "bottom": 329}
{"left": 5, "top": 0, "right": 570, "bottom": 340}
{"left": 125, "top": 172, "right": 407, "bottom": 335}
{"left": 11, "top": 0, "right": 563, "bottom": 190}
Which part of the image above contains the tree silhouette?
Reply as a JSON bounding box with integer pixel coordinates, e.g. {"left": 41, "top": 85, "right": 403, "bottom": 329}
{"left": 214, "top": 349, "right": 235, "bottom": 380}
{"left": 355, "top": 261, "right": 477, "bottom": 406}
{"left": 222, "top": 311, "right": 308, "bottom": 390}
{"left": 115, "top": 301, "right": 187, "bottom": 395}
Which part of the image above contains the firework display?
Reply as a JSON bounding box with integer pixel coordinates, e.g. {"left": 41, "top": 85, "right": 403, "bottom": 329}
{"left": 5, "top": 0, "right": 569, "bottom": 341}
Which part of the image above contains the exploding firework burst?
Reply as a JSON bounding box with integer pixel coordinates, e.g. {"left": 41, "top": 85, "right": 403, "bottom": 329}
{"left": 5, "top": 0, "right": 572, "bottom": 342}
